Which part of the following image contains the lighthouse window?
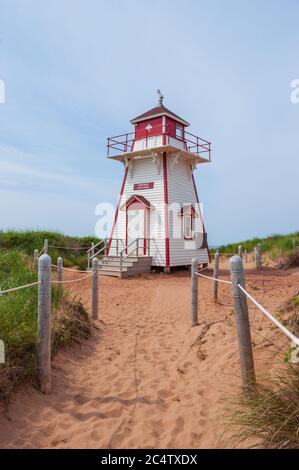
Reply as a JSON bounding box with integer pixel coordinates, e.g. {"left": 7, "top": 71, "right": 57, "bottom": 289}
{"left": 176, "top": 124, "right": 183, "bottom": 139}
{"left": 184, "top": 214, "right": 193, "bottom": 240}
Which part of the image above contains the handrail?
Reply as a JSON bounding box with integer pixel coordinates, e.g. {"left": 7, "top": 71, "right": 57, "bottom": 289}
{"left": 87, "top": 239, "right": 105, "bottom": 253}
{"left": 119, "top": 238, "right": 151, "bottom": 276}
{"left": 87, "top": 239, "right": 107, "bottom": 269}
{"left": 90, "top": 244, "right": 106, "bottom": 260}
{"left": 119, "top": 238, "right": 139, "bottom": 259}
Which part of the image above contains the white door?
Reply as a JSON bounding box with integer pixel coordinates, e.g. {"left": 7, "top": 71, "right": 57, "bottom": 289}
{"left": 127, "top": 209, "right": 145, "bottom": 255}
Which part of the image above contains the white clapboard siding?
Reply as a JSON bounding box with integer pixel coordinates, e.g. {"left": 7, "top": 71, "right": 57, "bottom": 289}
{"left": 132, "top": 136, "right": 185, "bottom": 152}
{"left": 167, "top": 158, "right": 209, "bottom": 266}
{"left": 110, "top": 157, "right": 166, "bottom": 266}
{"left": 167, "top": 136, "right": 185, "bottom": 150}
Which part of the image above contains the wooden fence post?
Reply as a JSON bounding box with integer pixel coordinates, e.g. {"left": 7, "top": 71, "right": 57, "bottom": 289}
{"left": 213, "top": 250, "right": 220, "bottom": 302}
{"left": 37, "top": 253, "right": 52, "bottom": 394}
{"left": 238, "top": 245, "right": 243, "bottom": 258}
{"left": 34, "top": 249, "right": 39, "bottom": 269}
{"left": 191, "top": 258, "right": 199, "bottom": 327}
{"left": 230, "top": 255, "right": 256, "bottom": 390}
{"left": 57, "top": 257, "right": 63, "bottom": 298}
{"left": 44, "top": 239, "right": 48, "bottom": 254}
{"left": 92, "top": 257, "right": 99, "bottom": 320}
{"left": 255, "top": 244, "right": 262, "bottom": 270}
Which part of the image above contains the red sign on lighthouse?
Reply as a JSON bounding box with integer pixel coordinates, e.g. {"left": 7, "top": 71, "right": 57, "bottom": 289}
{"left": 133, "top": 182, "right": 154, "bottom": 191}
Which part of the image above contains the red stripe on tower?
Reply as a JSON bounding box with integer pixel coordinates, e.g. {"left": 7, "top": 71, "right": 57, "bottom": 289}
{"left": 163, "top": 152, "right": 170, "bottom": 267}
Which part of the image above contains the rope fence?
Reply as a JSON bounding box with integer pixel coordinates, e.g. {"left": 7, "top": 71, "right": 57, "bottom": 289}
{"left": 1, "top": 242, "right": 100, "bottom": 394}
{"left": 1, "top": 237, "right": 296, "bottom": 395}
{"left": 237, "top": 284, "right": 299, "bottom": 347}
{"left": 51, "top": 263, "right": 89, "bottom": 274}
{"left": 0, "top": 281, "right": 41, "bottom": 296}
{"left": 51, "top": 272, "right": 93, "bottom": 284}
{"left": 195, "top": 271, "right": 232, "bottom": 285}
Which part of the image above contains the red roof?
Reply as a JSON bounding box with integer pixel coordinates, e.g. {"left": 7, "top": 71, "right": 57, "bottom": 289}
{"left": 130, "top": 104, "right": 189, "bottom": 126}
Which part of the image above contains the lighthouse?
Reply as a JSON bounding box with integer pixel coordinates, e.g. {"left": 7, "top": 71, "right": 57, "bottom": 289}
{"left": 101, "top": 92, "right": 211, "bottom": 277}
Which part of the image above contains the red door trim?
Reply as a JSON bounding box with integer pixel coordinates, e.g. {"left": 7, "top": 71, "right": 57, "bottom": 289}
{"left": 163, "top": 152, "right": 170, "bottom": 267}
{"left": 107, "top": 167, "right": 128, "bottom": 255}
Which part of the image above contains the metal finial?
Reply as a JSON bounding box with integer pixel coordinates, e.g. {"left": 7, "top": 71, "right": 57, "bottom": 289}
{"left": 157, "top": 89, "right": 164, "bottom": 106}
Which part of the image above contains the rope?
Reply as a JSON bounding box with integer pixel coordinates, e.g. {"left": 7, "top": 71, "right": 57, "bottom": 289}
{"left": 51, "top": 272, "right": 93, "bottom": 284}
{"left": 194, "top": 266, "right": 299, "bottom": 345}
{"left": 0, "top": 281, "right": 40, "bottom": 295}
{"left": 51, "top": 264, "right": 89, "bottom": 273}
{"left": 195, "top": 271, "right": 232, "bottom": 285}
{"left": 237, "top": 284, "right": 299, "bottom": 347}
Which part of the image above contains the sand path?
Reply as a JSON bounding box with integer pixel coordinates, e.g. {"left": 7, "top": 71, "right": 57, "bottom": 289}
{"left": 1, "top": 263, "right": 298, "bottom": 449}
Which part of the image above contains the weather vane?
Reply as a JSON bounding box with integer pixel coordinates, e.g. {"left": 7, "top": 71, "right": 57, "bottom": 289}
{"left": 157, "top": 89, "right": 164, "bottom": 106}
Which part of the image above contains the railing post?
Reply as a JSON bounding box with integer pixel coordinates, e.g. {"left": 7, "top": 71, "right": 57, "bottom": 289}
{"left": 136, "top": 238, "right": 139, "bottom": 256}
{"left": 37, "top": 253, "right": 52, "bottom": 394}
{"left": 213, "top": 250, "right": 220, "bottom": 303}
{"left": 44, "top": 239, "right": 48, "bottom": 254}
{"left": 238, "top": 245, "right": 243, "bottom": 258}
{"left": 34, "top": 249, "right": 39, "bottom": 269}
{"left": 92, "top": 257, "right": 99, "bottom": 320}
{"left": 91, "top": 242, "right": 95, "bottom": 259}
{"left": 191, "top": 258, "right": 199, "bottom": 327}
{"left": 255, "top": 244, "right": 262, "bottom": 270}
{"left": 57, "top": 257, "right": 63, "bottom": 298}
{"left": 230, "top": 255, "right": 256, "bottom": 390}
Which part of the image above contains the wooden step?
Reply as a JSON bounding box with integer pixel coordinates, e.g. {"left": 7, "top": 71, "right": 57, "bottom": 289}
{"left": 98, "top": 256, "right": 152, "bottom": 277}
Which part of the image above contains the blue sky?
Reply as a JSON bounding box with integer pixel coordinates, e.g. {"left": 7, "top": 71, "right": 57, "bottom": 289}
{"left": 0, "top": 0, "right": 299, "bottom": 245}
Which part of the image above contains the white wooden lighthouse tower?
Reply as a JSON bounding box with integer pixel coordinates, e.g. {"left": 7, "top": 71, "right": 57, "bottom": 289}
{"left": 100, "top": 92, "right": 211, "bottom": 277}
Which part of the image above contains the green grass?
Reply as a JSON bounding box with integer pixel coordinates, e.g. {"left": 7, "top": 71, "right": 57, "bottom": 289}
{"left": 213, "top": 231, "right": 299, "bottom": 269}
{"left": 0, "top": 238, "right": 92, "bottom": 402}
{"left": 227, "top": 367, "right": 299, "bottom": 449}
{"left": 0, "top": 230, "right": 100, "bottom": 270}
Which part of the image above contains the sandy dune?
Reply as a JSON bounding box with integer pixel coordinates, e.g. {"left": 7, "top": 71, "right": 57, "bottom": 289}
{"left": 0, "top": 259, "right": 298, "bottom": 449}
